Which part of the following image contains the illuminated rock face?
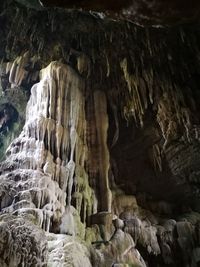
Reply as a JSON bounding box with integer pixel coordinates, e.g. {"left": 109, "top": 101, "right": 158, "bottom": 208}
{"left": 0, "top": 61, "right": 146, "bottom": 266}
{"left": 0, "top": 62, "right": 94, "bottom": 231}
{"left": 0, "top": 216, "right": 48, "bottom": 267}
{"left": 0, "top": 58, "right": 200, "bottom": 267}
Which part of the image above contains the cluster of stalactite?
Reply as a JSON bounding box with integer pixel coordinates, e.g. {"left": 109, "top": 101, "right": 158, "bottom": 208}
{"left": 0, "top": 3, "right": 200, "bottom": 267}
{"left": 2, "top": 4, "right": 200, "bottom": 146}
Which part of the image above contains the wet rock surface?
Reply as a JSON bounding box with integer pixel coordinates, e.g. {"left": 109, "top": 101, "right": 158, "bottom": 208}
{"left": 0, "top": 215, "right": 48, "bottom": 267}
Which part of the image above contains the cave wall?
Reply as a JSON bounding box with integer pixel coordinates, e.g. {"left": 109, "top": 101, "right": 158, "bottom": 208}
{"left": 0, "top": 1, "right": 200, "bottom": 266}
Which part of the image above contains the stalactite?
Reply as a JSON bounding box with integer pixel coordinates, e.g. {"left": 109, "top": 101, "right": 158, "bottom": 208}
{"left": 156, "top": 89, "right": 193, "bottom": 149}
{"left": 77, "top": 53, "right": 91, "bottom": 77}
{"left": 152, "top": 144, "right": 162, "bottom": 172}
{"left": 120, "top": 58, "right": 149, "bottom": 127}
{"left": 110, "top": 100, "right": 119, "bottom": 148}
{"left": 6, "top": 51, "right": 39, "bottom": 87}
{"left": 106, "top": 54, "right": 110, "bottom": 77}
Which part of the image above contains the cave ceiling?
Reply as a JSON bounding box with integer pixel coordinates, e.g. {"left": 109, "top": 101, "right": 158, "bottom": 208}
{"left": 14, "top": 0, "right": 200, "bottom": 25}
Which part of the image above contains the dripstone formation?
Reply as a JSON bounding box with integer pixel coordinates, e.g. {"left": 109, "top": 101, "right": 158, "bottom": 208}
{"left": 0, "top": 1, "right": 200, "bottom": 266}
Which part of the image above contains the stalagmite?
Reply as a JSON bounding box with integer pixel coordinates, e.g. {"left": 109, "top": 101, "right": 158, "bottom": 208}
{"left": 67, "top": 160, "right": 75, "bottom": 206}
{"left": 94, "top": 90, "right": 112, "bottom": 212}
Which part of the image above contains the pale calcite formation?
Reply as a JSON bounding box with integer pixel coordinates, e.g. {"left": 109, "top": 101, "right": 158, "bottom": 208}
{"left": 1, "top": 61, "right": 135, "bottom": 266}
{"left": 2, "top": 59, "right": 197, "bottom": 266}
{"left": 0, "top": 61, "right": 96, "bottom": 231}
{"left": 47, "top": 233, "right": 92, "bottom": 267}
{"left": 0, "top": 61, "right": 92, "bottom": 266}
{"left": 0, "top": 215, "right": 48, "bottom": 267}
{"left": 6, "top": 51, "right": 39, "bottom": 87}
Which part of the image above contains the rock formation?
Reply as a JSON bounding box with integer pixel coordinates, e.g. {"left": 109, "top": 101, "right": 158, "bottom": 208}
{"left": 0, "top": 1, "right": 200, "bottom": 266}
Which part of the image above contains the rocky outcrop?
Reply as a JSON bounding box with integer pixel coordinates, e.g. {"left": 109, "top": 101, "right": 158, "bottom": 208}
{"left": 0, "top": 215, "right": 47, "bottom": 267}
